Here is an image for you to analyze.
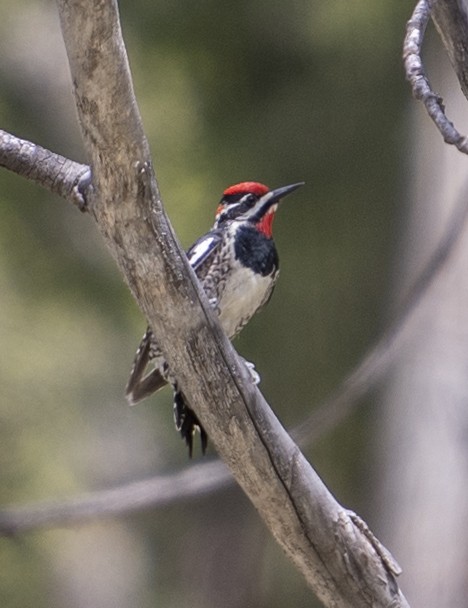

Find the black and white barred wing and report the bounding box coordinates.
[186,229,224,277]
[125,230,224,405]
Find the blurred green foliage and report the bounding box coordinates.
[0,0,411,606]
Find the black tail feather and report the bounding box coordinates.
[173,389,208,457]
[127,329,207,456]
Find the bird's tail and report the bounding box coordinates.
[125,328,168,404]
[173,389,207,457]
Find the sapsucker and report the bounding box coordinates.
[126,181,303,455]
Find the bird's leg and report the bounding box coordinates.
[208,296,221,315]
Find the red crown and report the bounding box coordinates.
[223,182,269,197]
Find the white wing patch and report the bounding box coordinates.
[188,236,215,267]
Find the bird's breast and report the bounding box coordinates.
[217,263,278,338]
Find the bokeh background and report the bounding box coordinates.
[2,1,467,607]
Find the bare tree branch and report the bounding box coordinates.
[1,2,467,601]
[0,1,411,604]
[55,1,408,605]
[0,7,466,576]
[0,461,232,534]
[0,128,90,209]
[403,0,468,153]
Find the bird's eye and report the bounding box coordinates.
[244,193,257,206]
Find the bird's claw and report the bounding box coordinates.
[242,359,261,385]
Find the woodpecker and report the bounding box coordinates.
[126,180,303,456]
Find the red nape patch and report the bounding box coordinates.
[223,181,269,197]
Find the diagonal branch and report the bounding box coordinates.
[0,1,413,604]
[48,0,410,605]
[0,11,466,602]
[1,7,467,575]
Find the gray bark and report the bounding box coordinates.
[430,0,468,99]
[0,128,89,208]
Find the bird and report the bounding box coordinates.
[126,180,303,456]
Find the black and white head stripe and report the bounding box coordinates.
[215,182,304,227]
[215,193,261,226]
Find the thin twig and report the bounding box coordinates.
[403,0,468,153]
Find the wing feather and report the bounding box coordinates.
[187,230,223,274]
[126,230,224,404]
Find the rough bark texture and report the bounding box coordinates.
[0,128,89,208]
[430,0,468,99]
[404,0,468,152]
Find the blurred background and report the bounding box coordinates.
[1,1,468,606]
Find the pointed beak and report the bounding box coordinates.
[266,182,305,205]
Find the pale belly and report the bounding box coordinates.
[217,265,277,338]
